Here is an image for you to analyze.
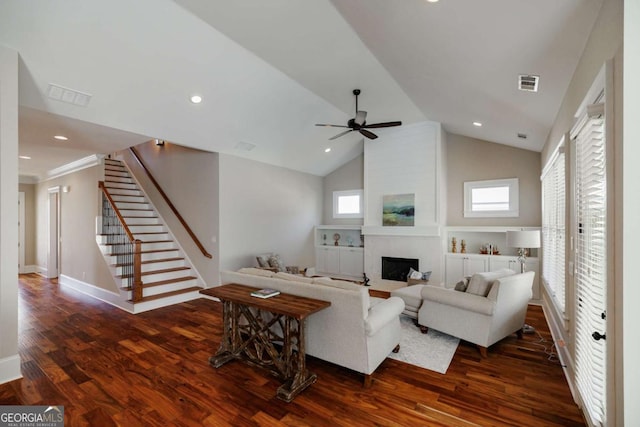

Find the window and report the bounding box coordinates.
[333,189,363,219]
[541,145,566,313]
[463,178,519,218]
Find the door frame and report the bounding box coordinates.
[19,191,25,274]
[47,186,61,278]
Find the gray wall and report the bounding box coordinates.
[19,183,36,266]
[322,154,363,225]
[219,154,323,273]
[121,142,220,287]
[35,166,118,292]
[446,132,541,226]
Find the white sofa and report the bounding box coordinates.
[220,268,405,384]
[418,270,535,356]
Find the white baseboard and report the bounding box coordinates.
[0,354,22,385]
[59,274,134,314]
[541,298,577,402]
[19,265,38,274]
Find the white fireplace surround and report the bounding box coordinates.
[361,121,446,284]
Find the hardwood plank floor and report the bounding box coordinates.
[1,274,585,426]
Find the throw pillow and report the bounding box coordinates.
[454,278,469,292]
[466,269,516,297]
[256,254,271,268]
[408,267,432,281]
[268,254,286,272]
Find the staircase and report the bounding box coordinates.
[96,158,204,313]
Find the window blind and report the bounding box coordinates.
[541,150,566,313]
[574,114,607,427]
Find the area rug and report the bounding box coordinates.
[388,315,459,374]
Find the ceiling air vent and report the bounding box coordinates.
[47,83,92,107]
[517,133,528,139]
[518,75,539,92]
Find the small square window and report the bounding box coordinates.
[333,190,364,219]
[464,178,519,218]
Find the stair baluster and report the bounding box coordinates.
[99,182,143,302]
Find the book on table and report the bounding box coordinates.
[250,288,280,299]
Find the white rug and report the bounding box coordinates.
[388,315,460,374]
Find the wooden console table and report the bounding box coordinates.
[200,284,330,402]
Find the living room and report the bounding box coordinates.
[2,0,640,425]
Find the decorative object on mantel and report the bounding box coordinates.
[360,233,364,247]
[363,272,370,287]
[460,239,466,253]
[323,233,327,245]
[346,236,354,247]
[333,233,341,246]
[382,193,415,226]
[480,244,500,255]
[451,236,457,253]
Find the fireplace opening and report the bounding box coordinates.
[381,257,419,282]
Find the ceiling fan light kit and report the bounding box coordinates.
[315,89,402,141]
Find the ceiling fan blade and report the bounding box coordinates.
[362,121,402,129]
[316,123,350,128]
[329,129,354,140]
[359,129,378,140]
[354,110,367,126]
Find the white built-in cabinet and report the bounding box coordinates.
[314,226,364,279]
[445,227,541,302]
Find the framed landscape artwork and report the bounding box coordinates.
[382,193,415,226]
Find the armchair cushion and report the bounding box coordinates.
[466,269,515,296]
[421,286,495,316]
[365,297,405,336]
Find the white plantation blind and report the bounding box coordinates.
[574,113,607,427]
[541,149,566,312]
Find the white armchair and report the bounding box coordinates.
[417,271,535,356]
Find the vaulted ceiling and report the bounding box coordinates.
[0,0,603,179]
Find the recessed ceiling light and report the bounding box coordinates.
[473,122,482,127]
[54,135,68,141]
[190,95,203,104]
[427,0,439,3]
[324,148,331,153]
[19,155,31,160]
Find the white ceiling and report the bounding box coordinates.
[0,0,603,180]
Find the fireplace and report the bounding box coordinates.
[381,257,419,282]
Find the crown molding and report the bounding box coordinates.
[43,154,106,182]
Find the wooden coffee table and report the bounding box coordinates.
[200,284,330,402]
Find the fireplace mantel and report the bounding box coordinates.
[361,225,441,237]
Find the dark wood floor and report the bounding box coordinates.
[0,274,585,426]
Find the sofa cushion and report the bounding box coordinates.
[274,271,314,284]
[237,267,275,277]
[313,277,362,292]
[466,269,515,297]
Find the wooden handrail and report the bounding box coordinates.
[129,147,213,259]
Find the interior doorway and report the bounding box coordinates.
[47,186,61,278]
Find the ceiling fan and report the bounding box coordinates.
[316,89,402,140]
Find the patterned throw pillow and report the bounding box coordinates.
[268,254,286,272]
[408,267,432,281]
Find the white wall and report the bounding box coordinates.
[623,0,640,424]
[218,154,323,274]
[0,44,21,383]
